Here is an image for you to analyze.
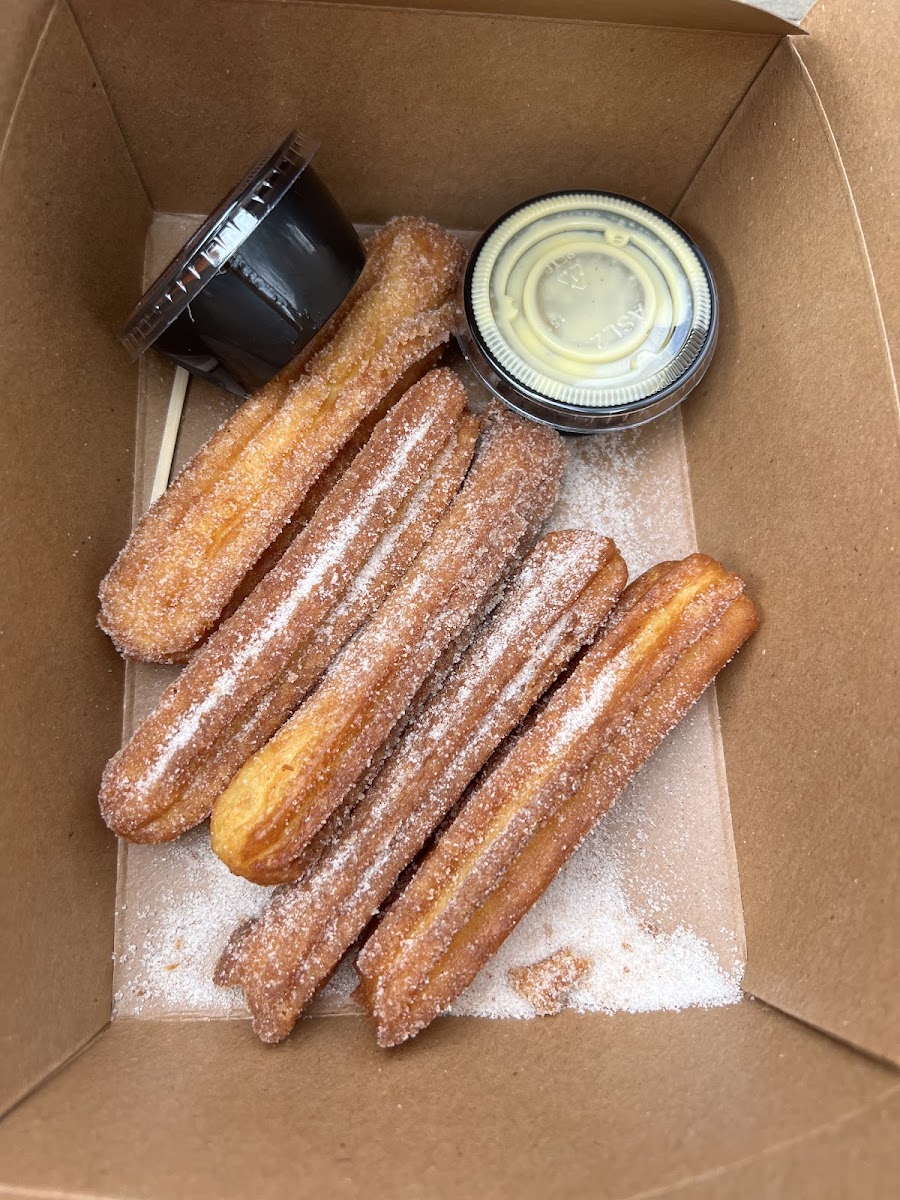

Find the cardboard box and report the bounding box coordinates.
[1,0,897,1195]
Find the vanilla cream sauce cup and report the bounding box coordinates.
[458,191,718,432]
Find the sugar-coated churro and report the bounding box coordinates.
[285,488,562,887]
[209,407,567,885]
[355,556,758,1046]
[219,352,444,626]
[99,218,466,662]
[214,530,626,1040]
[100,369,474,842]
[153,411,481,844]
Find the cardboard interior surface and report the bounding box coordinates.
[0,0,150,1113]
[68,0,779,219]
[799,0,900,367]
[0,0,53,135]
[675,39,900,1065]
[0,1008,895,1200]
[239,0,803,35]
[1,0,897,1193]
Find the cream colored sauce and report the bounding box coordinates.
[469,195,710,409]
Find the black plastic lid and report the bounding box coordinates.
[120,130,319,361]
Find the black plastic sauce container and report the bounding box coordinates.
[120,131,366,396]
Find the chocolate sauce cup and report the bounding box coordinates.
[120,131,366,396]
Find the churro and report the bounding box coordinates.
[214,530,626,1040]
[209,408,567,885]
[155,412,481,843]
[100,369,475,842]
[285,487,564,886]
[355,555,758,1046]
[219,352,444,626]
[99,218,466,662]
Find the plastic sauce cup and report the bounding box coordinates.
[458,191,718,432]
[120,131,365,396]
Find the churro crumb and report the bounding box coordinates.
[508,949,591,1015]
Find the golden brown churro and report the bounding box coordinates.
[209,408,567,885]
[159,415,482,845]
[218,352,444,625]
[99,369,474,842]
[283,484,567,888]
[99,218,466,662]
[355,556,758,1046]
[214,531,627,1041]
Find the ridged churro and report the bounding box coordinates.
[99,218,466,662]
[214,531,627,1041]
[356,555,758,1046]
[285,483,565,887]
[154,412,481,844]
[219,352,443,626]
[100,369,475,842]
[209,408,567,885]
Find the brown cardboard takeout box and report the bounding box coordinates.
[1,0,897,1196]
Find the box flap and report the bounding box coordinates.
[799,0,900,372]
[0,0,150,1113]
[0,1006,894,1198]
[675,41,899,1065]
[0,0,54,137]
[68,0,778,218]
[660,1087,900,1199]
[273,0,803,36]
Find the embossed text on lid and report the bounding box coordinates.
[468,192,714,411]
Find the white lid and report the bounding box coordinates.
[467,193,714,410]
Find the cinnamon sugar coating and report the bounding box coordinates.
[214,530,626,1041]
[356,556,758,1046]
[209,408,567,884]
[99,218,466,662]
[100,369,474,842]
